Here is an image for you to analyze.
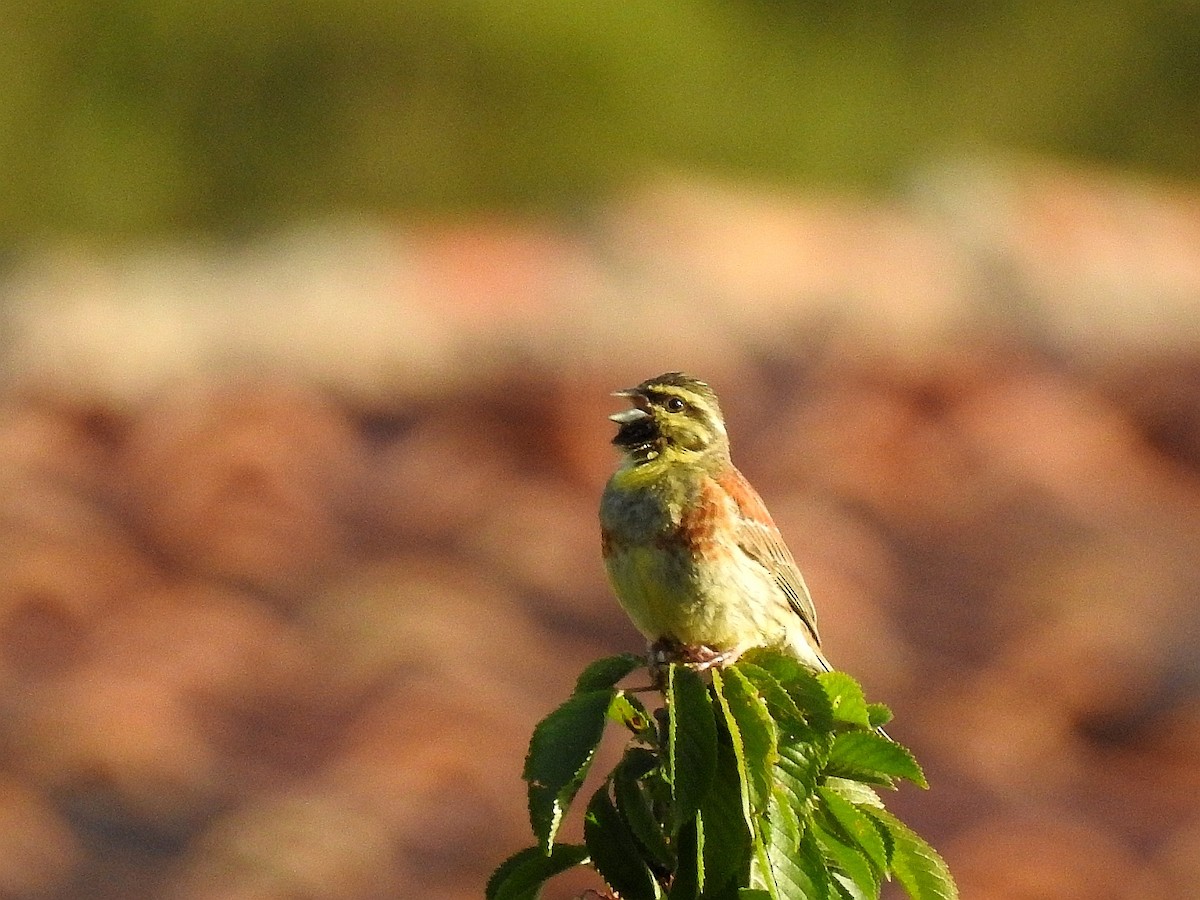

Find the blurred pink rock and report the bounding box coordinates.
[0,165,1194,897]
[120,377,367,602]
[327,676,536,900]
[947,815,1166,900]
[0,494,157,687]
[170,787,400,900]
[0,776,81,898]
[9,670,225,840]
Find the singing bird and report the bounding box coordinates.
[600,372,830,672]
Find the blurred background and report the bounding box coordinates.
[1,2,1199,898]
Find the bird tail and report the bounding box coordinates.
[788,628,832,674]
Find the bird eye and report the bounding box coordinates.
[665,397,686,412]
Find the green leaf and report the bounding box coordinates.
[817,787,889,876]
[669,814,703,900]
[817,672,872,729]
[736,662,817,742]
[827,732,927,789]
[865,814,894,870]
[486,844,590,900]
[584,785,661,900]
[831,873,869,900]
[712,668,778,817]
[870,810,958,900]
[615,756,675,872]
[666,666,718,828]
[774,740,824,820]
[610,690,656,741]
[823,777,884,810]
[620,746,661,781]
[866,703,893,729]
[766,786,802,855]
[714,669,780,900]
[699,738,752,896]
[523,689,614,853]
[507,652,952,900]
[741,651,833,732]
[813,820,879,899]
[763,788,810,899]
[575,653,645,693]
[766,826,832,900]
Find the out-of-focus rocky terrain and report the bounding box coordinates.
[0,157,1198,899]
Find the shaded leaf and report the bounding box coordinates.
[780,826,833,900]
[585,785,661,900]
[817,672,872,729]
[620,746,661,781]
[524,689,614,853]
[669,814,703,900]
[736,662,817,742]
[615,758,675,872]
[741,650,833,732]
[870,810,958,900]
[827,732,927,789]
[486,844,589,900]
[817,786,889,875]
[667,666,718,828]
[699,737,752,896]
[576,653,645,693]
[813,820,878,899]
[713,668,794,900]
[712,668,778,817]
[738,892,773,900]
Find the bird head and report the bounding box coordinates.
[609,372,729,464]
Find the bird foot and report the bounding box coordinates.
[647,639,742,683]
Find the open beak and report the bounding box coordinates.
[609,389,652,425]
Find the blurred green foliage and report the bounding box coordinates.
[1,0,1197,240]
